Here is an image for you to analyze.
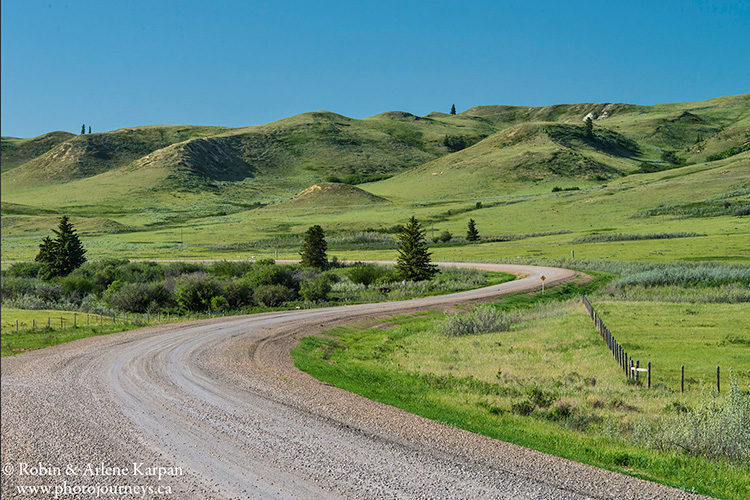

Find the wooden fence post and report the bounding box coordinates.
[629,358,633,380]
[716,366,720,393]
[681,365,684,393]
[647,362,651,389]
[60,316,63,328]
[74,313,76,328]
[16,320,19,333]
[48,317,51,329]
[635,360,640,383]
[33,319,36,331]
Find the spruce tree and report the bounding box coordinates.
[466,218,480,241]
[450,104,456,115]
[300,225,328,270]
[395,217,438,281]
[88,126,91,134]
[36,216,87,279]
[81,124,86,134]
[585,116,593,137]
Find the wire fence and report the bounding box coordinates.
[581,295,722,392]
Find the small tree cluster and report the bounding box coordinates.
[35,216,87,279]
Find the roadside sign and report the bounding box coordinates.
[541,275,546,294]
[540,275,546,281]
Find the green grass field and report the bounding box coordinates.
[292,295,750,499]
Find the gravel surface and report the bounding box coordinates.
[1,263,704,499]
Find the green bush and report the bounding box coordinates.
[440,305,510,336]
[300,276,332,302]
[634,376,749,462]
[105,281,174,313]
[246,264,296,289]
[222,279,255,308]
[254,284,294,307]
[346,264,384,288]
[210,295,230,312]
[207,260,254,278]
[174,274,222,311]
[7,262,41,278]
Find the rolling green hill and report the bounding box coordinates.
[0,131,75,172]
[1,94,747,262]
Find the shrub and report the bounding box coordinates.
[300,276,332,302]
[222,279,255,308]
[174,274,222,311]
[105,281,174,313]
[346,264,384,288]
[207,260,254,278]
[441,305,510,336]
[60,274,95,297]
[254,284,294,307]
[437,230,452,243]
[210,295,230,312]
[35,282,64,304]
[121,261,165,282]
[634,376,749,462]
[246,264,296,289]
[7,262,41,278]
[0,276,37,300]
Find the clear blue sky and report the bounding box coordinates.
[2,0,748,137]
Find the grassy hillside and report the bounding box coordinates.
[0,131,75,172]
[272,182,388,209]
[1,94,747,262]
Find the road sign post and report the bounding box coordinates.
[540,274,546,294]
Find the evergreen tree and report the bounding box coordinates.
[88,126,91,134]
[36,216,87,279]
[450,104,456,115]
[299,225,328,269]
[81,124,86,134]
[584,116,593,137]
[395,217,438,281]
[466,218,480,241]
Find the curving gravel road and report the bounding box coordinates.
[1,263,702,499]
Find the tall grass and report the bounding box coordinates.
[634,376,750,463]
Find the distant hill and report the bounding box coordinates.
[1,94,747,211]
[272,182,388,209]
[1,131,75,172]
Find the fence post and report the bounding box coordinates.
[60,316,63,329]
[716,366,720,393]
[16,320,19,333]
[100,313,103,326]
[87,314,90,327]
[629,358,633,380]
[635,360,640,383]
[33,319,36,331]
[48,317,51,329]
[647,362,651,389]
[681,365,684,393]
[74,313,76,328]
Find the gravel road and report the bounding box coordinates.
[1,263,703,499]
